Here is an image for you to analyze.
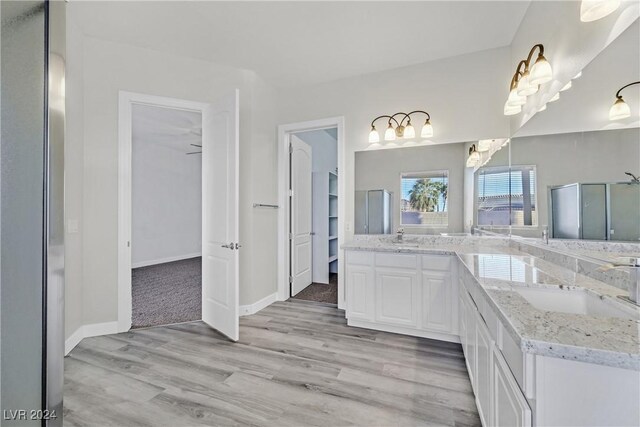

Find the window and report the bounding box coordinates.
[476,165,537,227]
[400,170,448,226]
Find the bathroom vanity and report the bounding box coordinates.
[343,236,640,427]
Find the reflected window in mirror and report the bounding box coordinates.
[476,166,537,227]
[400,171,448,227]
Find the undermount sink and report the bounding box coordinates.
[391,241,419,248]
[513,287,639,320]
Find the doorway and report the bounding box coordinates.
[289,129,339,304]
[130,103,203,328]
[118,91,240,341]
[277,117,346,309]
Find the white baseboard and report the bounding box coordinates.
[65,321,120,356]
[132,252,202,268]
[347,319,461,344]
[239,292,278,316]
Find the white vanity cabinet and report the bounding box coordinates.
[345,250,459,342]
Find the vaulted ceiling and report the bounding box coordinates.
[71,1,531,88]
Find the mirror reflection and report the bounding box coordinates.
[507,19,640,242]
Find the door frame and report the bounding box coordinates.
[117,91,210,332]
[277,117,346,308]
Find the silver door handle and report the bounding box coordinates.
[235,243,242,250]
[221,243,234,249]
[310,232,315,235]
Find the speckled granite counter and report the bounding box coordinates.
[342,235,640,371]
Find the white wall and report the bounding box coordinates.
[66,13,279,328]
[355,143,467,233]
[131,106,202,267]
[64,16,84,340]
[278,46,512,250]
[295,129,337,175]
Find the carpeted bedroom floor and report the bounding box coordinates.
[131,257,201,328]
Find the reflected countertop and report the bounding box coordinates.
[342,235,640,371]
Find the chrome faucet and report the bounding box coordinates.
[396,228,404,242]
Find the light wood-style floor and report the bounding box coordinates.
[64,300,480,426]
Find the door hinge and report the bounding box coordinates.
[289,276,293,283]
[127,241,130,248]
[289,143,293,154]
[289,233,293,240]
[289,189,293,197]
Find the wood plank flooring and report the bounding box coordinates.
[64,300,480,426]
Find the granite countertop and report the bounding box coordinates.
[342,236,640,371]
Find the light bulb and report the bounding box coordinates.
[507,88,526,107]
[548,92,560,103]
[368,126,380,143]
[530,55,553,86]
[403,121,415,139]
[580,0,621,22]
[609,97,631,120]
[560,81,572,92]
[538,104,547,112]
[504,100,522,116]
[516,73,538,97]
[384,124,396,141]
[420,119,433,138]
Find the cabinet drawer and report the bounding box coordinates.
[347,250,374,266]
[375,253,418,269]
[421,255,452,271]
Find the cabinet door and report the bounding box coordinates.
[422,271,452,333]
[375,268,419,327]
[463,291,477,387]
[493,347,532,427]
[346,265,374,321]
[476,314,494,427]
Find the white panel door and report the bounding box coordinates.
[201,90,239,341]
[290,136,313,296]
[422,271,452,333]
[375,268,419,327]
[493,347,532,427]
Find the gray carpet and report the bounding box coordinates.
[131,257,201,328]
[291,273,338,305]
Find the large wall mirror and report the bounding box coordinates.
[473,20,639,244]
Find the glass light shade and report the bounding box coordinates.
[466,150,480,168]
[548,92,560,103]
[466,156,478,168]
[530,55,553,86]
[478,139,492,152]
[574,71,583,79]
[560,81,572,92]
[609,97,631,120]
[368,127,380,143]
[504,101,522,116]
[580,0,621,22]
[538,104,547,112]
[403,122,416,139]
[420,120,433,138]
[384,124,396,141]
[507,88,527,107]
[516,74,538,97]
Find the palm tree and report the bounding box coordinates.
[408,178,448,212]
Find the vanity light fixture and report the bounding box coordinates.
[548,92,560,103]
[368,110,433,142]
[580,0,620,22]
[538,104,547,112]
[504,44,553,116]
[466,144,480,168]
[609,81,639,120]
[560,80,572,92]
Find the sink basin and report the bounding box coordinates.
[391,242,419,248]
[513,287,639,320]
